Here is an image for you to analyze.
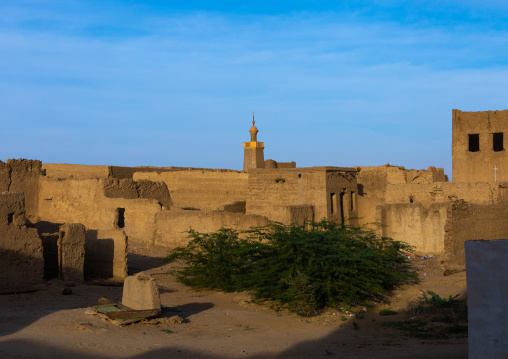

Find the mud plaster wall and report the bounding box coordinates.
[453,109,508,183]
[444,200,508,265]
[286,204,314,226]
[246,168,357,224]
[379,202,448,253]
[43,163,110,179]
[59,223,85,283]
[103,178,172,208]
[465,239,508,359]
[0,193,44,294]
[85,229,128,279]
[153,210,270,248]
[38,178,161,245]
[133,170,248,211]
[356,166,448,227]
[0,159,43,221]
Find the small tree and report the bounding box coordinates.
[165,220,417,315]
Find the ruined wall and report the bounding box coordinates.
[134,170,248,211]
[444,200,508,265]
[286,204,314,226]
[356,165,448,226]
[85,229,128,279]
[453,109,508,183]
[153,210,270,248]
[0,193,44,294]
[59,223,85,283]
[246,167,357,224]
[384,182,508,206]
[264,159,297,169]
[103,178,172,208]
[0,159,44,221]
[43,163,110,179]
[38,178,161,245]
[379,202,448,253]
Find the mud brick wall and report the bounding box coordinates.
[42,163,110,179]
[453,109,508,183]
[39,178,161,245]
[247,167,357,225]
[59,223,85,283]
[378,202,448,253]
[444,200,508,265]
[134,170,248,211]
[85,229,128,280]
[0,193,44,294]
[153,210,269,248]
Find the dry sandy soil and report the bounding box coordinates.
[0,245,468,359]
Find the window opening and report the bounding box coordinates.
[350,191,355,211]
[116,208,125,228]
[493,132,504,152]
[468,134,480,152]
[409,196,414,204]
[7,213,13,224]
[330,193,336,214]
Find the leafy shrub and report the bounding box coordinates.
[418,290,460,307]
[165,220,418,315]
[379,309,398,316]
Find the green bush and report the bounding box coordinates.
[165,220,418,315]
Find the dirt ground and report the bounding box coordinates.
[0,245,468,359]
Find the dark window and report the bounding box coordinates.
[493,132,504,152]
[330,193,336,214]
[409,196,414,204]
[116,208,125,228]
[468,134,480,152]
[7,213,13,224]
[350,191,355,211]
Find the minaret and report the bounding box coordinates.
[243,113,265,171]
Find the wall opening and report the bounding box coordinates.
[468,134,480,152]
[330,193,336,214]
[409,195,414,203]
[350,191,355,211]
[116,208,125,228]
[339,191,345,224]
[7,213,13,225]
[493,132,504,152]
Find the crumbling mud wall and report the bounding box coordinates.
[38,178,161,245]
[43,163,110,179]
[0,193,44,294]
[286,204,314,226]
[356,165,448,226]
[247,167,358,225]
[59,223,86,283]
[444,200,508,265]
[153,210,269,248]
[103,178,172,208]
[85,229,128,279]
[134,170,248,211]
[453,109,508,183]
[0,159,44,221]
[378,202,448,253]
[264,159,297,169]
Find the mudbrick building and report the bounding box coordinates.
[2,109,508,293]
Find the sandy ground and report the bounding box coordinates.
[0,246,468,359]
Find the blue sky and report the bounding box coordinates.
[1,1,508,176]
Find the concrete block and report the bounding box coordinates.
[122,273,161,310]
[465,239,508,359]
